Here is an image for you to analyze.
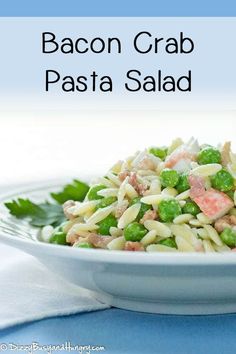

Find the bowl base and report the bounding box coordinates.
[93,292,236,315]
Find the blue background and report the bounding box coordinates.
[2,309,236,354]
[0,0,236,16]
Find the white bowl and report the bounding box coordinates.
[1,180,236,315]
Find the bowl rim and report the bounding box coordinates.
[1,179,236,266]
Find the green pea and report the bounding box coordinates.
[74,242,94,248]
[197,147,221,165]
[96,196,117,210]
[160,168,179,188]
[175,173,190,193]
[149,147,167,160]
[87,184,107,200]
[124,222,148,242]
[158,199,182,222]
[98,214,117,235]
[49,232,68,245]
[158,238,177,249]
[130,197,152,220]
[211,169,234,192]
[182,201,200,216]
[220,228,236,247]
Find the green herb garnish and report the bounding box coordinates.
[51,179,89,204]
[5,179,89,227]
[5,199,65,227]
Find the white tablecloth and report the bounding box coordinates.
[0,181,109,330]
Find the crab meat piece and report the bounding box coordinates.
[165,138,199,173]
[189,175,206,199]
[194,188,234,220]
[188,175,234,220]
[135,155,158,171]
[165,151,193,172]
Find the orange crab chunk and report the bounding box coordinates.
[194,188,234,220]
[165,151,192,169]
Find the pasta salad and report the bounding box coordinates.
[41,138,236,253]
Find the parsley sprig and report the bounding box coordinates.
[4,179,89,227]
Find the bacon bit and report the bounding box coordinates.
[73,236,90,246]
[63,200,76,220]
[129,172,148,196]
[189,175,205,199]
[115,200,129,218]
[137,184,148,196]
[124,241,144,252]
[214,217,231,233]
[231,248,236,252]
[66,229,80,244]
[128,171,137,185]
[194,241,204,253]
[221,142,231,167]
[140,210,157,224]
[119,171,148,196]
[118,171,130,182]
[215,215,236,233]
[87,233,115,249]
